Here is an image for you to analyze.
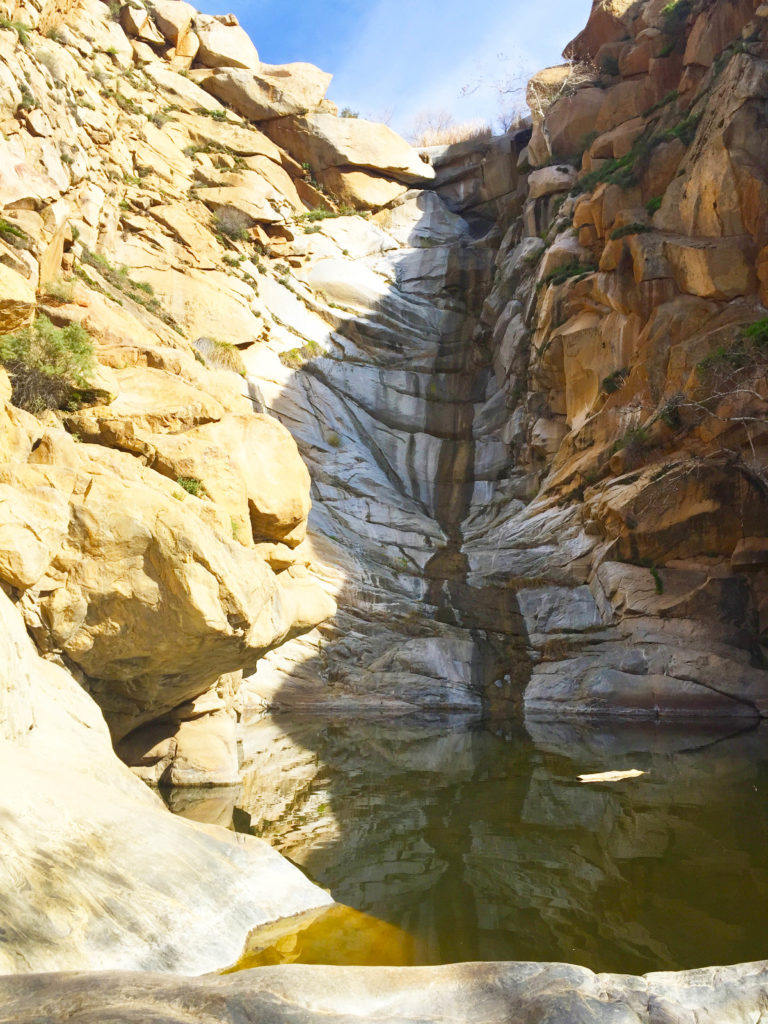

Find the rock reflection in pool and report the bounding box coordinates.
[164,714,768,975]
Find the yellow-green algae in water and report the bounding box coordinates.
[226,904,414,971]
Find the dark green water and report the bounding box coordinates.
[166,715,768,976]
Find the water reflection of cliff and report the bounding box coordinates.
[168,715,768,975]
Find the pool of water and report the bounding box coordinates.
[165,714,768,976]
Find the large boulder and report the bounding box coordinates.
[0,585,332,975]
[149,413,313,547]
[584,461,768,565]
[316,166,408,209]
[200,63,332,122]
[194,14,259,69]
[149,0,195,46]
[564,0,637,60]
[265,112,436,185]
[2,433,328,739]
[545,87,605,160]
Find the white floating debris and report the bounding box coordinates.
[578,769,646,784]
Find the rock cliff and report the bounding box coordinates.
[1,0,768,1005]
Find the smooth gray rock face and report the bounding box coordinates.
[2,960,767,1023]
[244,165,768,722]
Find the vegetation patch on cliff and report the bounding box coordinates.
[0,316,95,413]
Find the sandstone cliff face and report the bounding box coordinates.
[1,0,768,981]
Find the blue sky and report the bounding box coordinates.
[196,0,591,135]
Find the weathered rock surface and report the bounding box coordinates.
[201,63,332,122]
[3,960,768,1023]
[2,433,329,741]
[194,14,260,69]
[265,111,436,184]
[0,584,332,975]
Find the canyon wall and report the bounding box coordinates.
[0,0,767,981]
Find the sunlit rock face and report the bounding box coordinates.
[3,950,768,1023]
[0,586,332,976]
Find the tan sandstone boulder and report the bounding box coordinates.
[0,442,324,739]
[146,412,312,547]
[201,63,332,122]
[565,0,637,60]
[149,0,195,46]
[194,14,259,70]
[191,413,313,547]
[315,166,408,209]
[0,585,332,975]
[265,112,436,185]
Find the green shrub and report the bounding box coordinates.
[177,477,203,496]
[0,315,94,412]
[302,204,357,222]
[661,0,692,34]
[340,107,359,118]
[0,218,29,248]
[601,369,628,394]
[642,89,678,118]
[610,425,652,455]
[538,259,598,289]
[43,276,76,303]
[196,106,226,121]
[610,222,652,241]
[665,111,701,146]
[213,211,249,241]
[742,319,768,348]
[646,195,663,215]
[697,319,768,377]
[0,19,31,46]
[572,149,639,195]
[80,248,179,329]
[279,339,323,369]
[712,40,747,79]
[18,84,36,110]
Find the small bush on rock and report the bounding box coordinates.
[610,223,652,241]
[0,18,31,46]
[177,477,203,497]
[0,315,95,413]
[279,340,323,369]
